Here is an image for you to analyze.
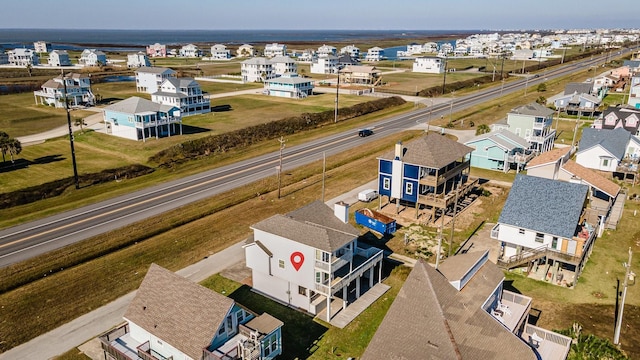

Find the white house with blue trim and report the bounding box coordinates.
[263,74,313,99]
[151,77,210,116]
[135,66,177,94]
[103,97,182,142]
[79,49,107,67]
[364,47,385,62]
[377,133,476,219]
[464,129,532,172]
[576,127,640,172]
[99,264,283,360]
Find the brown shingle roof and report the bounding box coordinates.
[379,133,473,169]
[562,160,621,198]
[124,264,234,360]
[438,250,487,285]
[251,201,358,252]
[526,147,570,168]
[244,313,283,335]
[362,258,537,360]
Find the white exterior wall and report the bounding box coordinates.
[127,320,193,360]
[575,146,618,171]
[526,162,560,180]
[246,229,318,312]
[498,224,561,258]
[136,72,165,94]
[310,57,337,74]
[412,57,444,73]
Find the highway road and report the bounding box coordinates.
[0,48,634,268]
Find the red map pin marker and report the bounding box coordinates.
[290,252,304,271]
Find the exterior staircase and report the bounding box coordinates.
[496,245,549,269]
[606,191,626,230]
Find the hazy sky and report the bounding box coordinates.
[1,0,636,30]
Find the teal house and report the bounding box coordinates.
[103,97,182,142]
[464,130,533,172]
[492,102,556,153]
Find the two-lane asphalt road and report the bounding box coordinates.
[0,48,635,267]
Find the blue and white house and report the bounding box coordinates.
[103,97,182,142]
[79,49,107,67]
[263,74,313,99]
[464,129,532,172]
[340,45,360,59]
[135,66,177,94]
[48,50,71,66]
[377,133,476,219]
[364,47,385,62]
[127,52,151,68]
[99,264,283,360]
[491,175,597,285]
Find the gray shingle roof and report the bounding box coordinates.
[379,133,473,169]
[578,127,630,160]
[135,66,176,75]
[564,82,592,95]
[124,264,234,360]
[105,96,175,114]
[362,258,536,360]
[498,174,588,239]
[242,57,272,65]
[509,102,555,117]
[251,201,358,252]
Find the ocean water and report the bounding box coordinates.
[0,28,481,52]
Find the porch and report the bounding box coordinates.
[489,290,532,334]
[522,324,572,360]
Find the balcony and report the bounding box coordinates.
[494,290,532,333]
[418,177,478,209]
[135,117,180,129]
[490,224,500,239]
[418,160,470,187]
[521,324,571,360]
[315,247,383,295]
[529,130,556,144]
[315,250,353,273]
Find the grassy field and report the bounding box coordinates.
[381,71,485,92]
[0,92,94,137]
[0,92,375,192]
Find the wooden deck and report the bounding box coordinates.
[317,283,390,329]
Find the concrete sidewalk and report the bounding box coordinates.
[17,109,105,146]
[0,241,246,360]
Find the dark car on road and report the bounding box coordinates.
[358,129,374,137]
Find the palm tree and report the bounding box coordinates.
[0,132,22,164]
[475,124,491,135]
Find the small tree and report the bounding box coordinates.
[0,132,22,164]
[75,117,88,132]
[536,96,547,105]
[537,82,547,92]
[475,124,491,135]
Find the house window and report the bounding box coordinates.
[298,286,307,296]
[602,159,609,167]
[405,182,414,195]
[278,259,285,269]
[535,233,544,243]
[315,250,330,263]
[218,326,225,335]
[237,310,244,323]
[552,237,558,249]
[316,271,321,283]
[518,228,525,235]
[226,315,233,332]
[383,177,391,190]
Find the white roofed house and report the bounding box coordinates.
[135,66,177,94]
[339,45,360,59]
[47,50,71,67]
[8,48,39,66]
[264,43,286,58]
[146,43,167,58]
[364,47,385,62]
[236,44,255,58]
[33,73,95,108]
[79,49,107,67]
[241,57,275,83]
[245,201,385,323]
[127,52,151,68]
[310,55,338,74]
[412,56,445,74]
[103,97,182,142]
[264,74,314,99]
[152,77,210,116]
[491,174,598,286]
[210,44,231,60]
[179,43,202,58]
[98,264,283,360]
[270,55,297,76]
[317,44,337,58]
[33,41,50,53]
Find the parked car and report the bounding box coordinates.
[358,189,378,202]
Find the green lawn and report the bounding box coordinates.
[0,92,94,137]
[201,266,410,360]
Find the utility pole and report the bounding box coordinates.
[614,247,633,345]
[499,52,505,81]
[524,72,530,96]
[561,47,567,64]
[61,69,80,189]
[449,178,462,257]
[441,55,448,95]
[277,137,285,199]
[334,67,340,123]
[321,151,326,202]
[449,91,455,124]
[427,98,433,133]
